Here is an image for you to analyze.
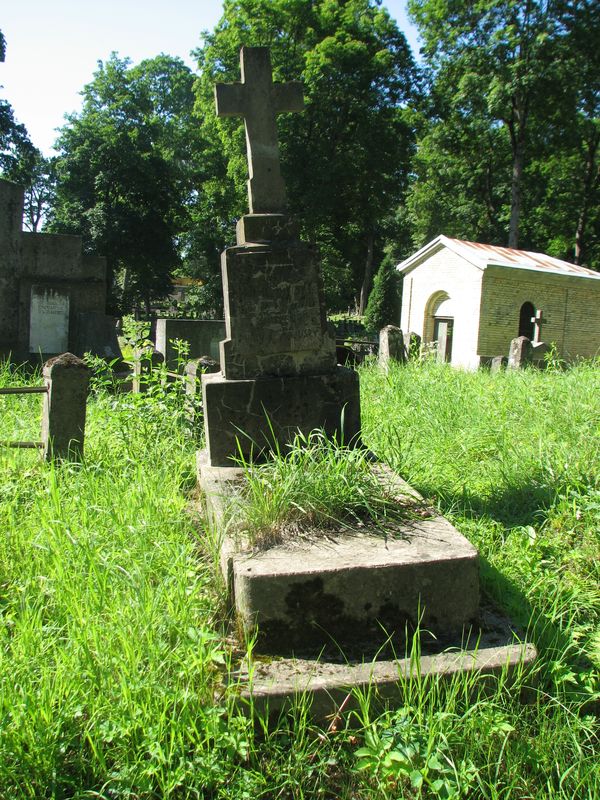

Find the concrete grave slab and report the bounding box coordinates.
[202,367,361,466]
[231,517,479,653]
[232,613,537,723]
[199,460,479,654]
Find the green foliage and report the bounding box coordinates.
[355,707,477,797]
[233,428,417,548]
[363,257,399,333]
[406,0,600,264]
[49,54,202,314]
[1,359,600,796]
[362,359,600,675]
[193,0,417,310]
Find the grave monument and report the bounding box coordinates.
[199,47,360,467]
[199,48,535,719]
[0,179,121,362]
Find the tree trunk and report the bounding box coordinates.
[358,232,375,316]
[507,90,529,249]
[574,131,599,265]
[508,131,525,249]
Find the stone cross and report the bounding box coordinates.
[530,308,546,343]
[214,47,304,215]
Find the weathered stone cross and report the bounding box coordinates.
[530,308,546,343]
[214,47,304,215]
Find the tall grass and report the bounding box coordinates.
[0,358,598,798]
[232,429,418,548]
[361,360,600,671]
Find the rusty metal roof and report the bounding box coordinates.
[398,235,600,279]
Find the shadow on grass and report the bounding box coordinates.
[416,473,558,528]
[478,555,598,709]
[407,474,598,708]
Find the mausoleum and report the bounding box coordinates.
[398,235,600,368]
[0,178,117,361]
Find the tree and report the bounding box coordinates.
[406,95,511,248]
[1,30,53,230]
[193,0,417,312]
[49,54,202,313]
[408,0,569,249]
[363,255,399,333]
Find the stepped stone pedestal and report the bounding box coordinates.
[201,212,361,466]
[197,46,535,719]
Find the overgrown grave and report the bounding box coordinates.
[197,47,536,721]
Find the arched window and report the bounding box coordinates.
[518,302,535,339]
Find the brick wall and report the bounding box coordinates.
[478,266,600,359]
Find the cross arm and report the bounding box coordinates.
[214,82,246,117]
[272,82,304,113]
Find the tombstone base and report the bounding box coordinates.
[233,615,537,724]
[202,367,361,467]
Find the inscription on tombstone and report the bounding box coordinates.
[29,286,70,354]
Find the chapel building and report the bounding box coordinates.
[397,235,600,368]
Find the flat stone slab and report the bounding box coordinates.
[199,457,479,653]
[232,515,479,652]
[232,612,537,723]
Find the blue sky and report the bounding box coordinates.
[1,0,420,156]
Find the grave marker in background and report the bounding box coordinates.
[29,287,70,354]
[0,178,120,362]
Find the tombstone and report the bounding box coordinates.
[155,318,225,370]
[530,308,546,344]
[379,325,405,370]
[531,341,550,363]
[508,335,533,368]
[490,355,507,373]
[403,331,421,360]
[200,47,360,468]
[41,353,90,461]
[74,312,123,361]
[0,179,115,362]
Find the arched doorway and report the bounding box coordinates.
[424,292,454,363]
[518,301,535,339]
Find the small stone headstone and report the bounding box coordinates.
[41,352,90,461]
[155,318,225,369]
[508,335,533,369]
[403,331,421,360]
[531,341,550,363]
[379,325,405,370]
[490,355,507,373]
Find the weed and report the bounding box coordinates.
[232,428,422,548]
[0,358,599,797]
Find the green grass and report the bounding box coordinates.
[231,429,421,548]
[0,358,598,798]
